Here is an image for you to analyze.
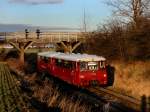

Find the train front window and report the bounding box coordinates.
[80,62,98,71]
[80,62,87,71]
[88,62,98,70]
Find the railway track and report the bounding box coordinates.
[35,71,142,112]
[88,86,142,112]
[5,60,148,112]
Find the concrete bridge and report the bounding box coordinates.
[3,31,87,66]
[5,32,85,43]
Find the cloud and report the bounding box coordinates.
[9,0,63,5]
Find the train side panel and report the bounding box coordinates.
[37,52,114,87]
[37,56,49,73]
[47,58,76,84]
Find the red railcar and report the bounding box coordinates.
[37,52,114,86]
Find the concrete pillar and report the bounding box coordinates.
[9,41,34,67]
[56,41,82,53]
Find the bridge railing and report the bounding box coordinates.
[5,32,85,43]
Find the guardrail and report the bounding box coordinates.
[3,32,85,43]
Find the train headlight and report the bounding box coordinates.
[104,74,106,77]
[80,75,85,79]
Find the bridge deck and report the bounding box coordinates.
[5,32,86,43]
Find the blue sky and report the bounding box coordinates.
[0,0,112,31]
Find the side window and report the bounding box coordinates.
[64,61,73,69]
[44,57,49,63]
[40,56,49,63]
[40,56,44,60]
[72,62,76,69]
[40,56,44,61]
[38,56,40,60]
[80,62,87,71]
[56,59,62,67]
[56,59,73,69]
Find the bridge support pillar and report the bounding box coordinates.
[56,41,82,53]
[9,41,34,67]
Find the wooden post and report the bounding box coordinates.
[148,96,150,112]
[141,95,147,112]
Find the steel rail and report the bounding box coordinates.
[88,87,141,111]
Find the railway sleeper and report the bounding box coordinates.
[89,80,99,86]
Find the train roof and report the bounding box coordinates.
[38,52,106,62]
[38,51,59,57]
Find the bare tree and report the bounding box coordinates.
[106,0,150,29]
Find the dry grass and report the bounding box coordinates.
[32,80,92,112]
[6,58,94,112]
[111,61,150,99]
[7,58,20,69]
[58,97,91,112]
